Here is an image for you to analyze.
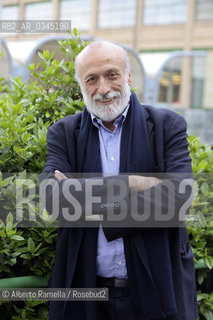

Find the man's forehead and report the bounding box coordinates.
[82,55,124,70]
[78,42,125,71]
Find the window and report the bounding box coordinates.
[158,57,182,106]
[1,5,19,36]
[98,0,136,29]
[143,0,187,25]
[195,0,213,21]
[1,5,19,20]
[25,1,52,20]
[60,0,91,30]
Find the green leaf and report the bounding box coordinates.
[0,230,6,238]
[198,271,205,285]
[204,256,213,269]
[10,235,25,241]
[6,212,13,226]
[0,178,11,187]
[203,310,213,320]
[14,146,23,154]
[6,221,13,233]
[28,237,35,253]
[73,28,78,36]
[20,253,31,260]
[10,78,21,87]
[200,182,209,195]
[43,50,49,59]
[30,63,35,71]
[22,133,31,142]
[22,309,26,319]
[47,67,53,75]
[38,51,44,60]
[49,51,55,60]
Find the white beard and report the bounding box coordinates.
[81,82,131,122]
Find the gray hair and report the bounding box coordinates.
[74,40,130,88]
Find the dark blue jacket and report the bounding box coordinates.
[43,96,197,320]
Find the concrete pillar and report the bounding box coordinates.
[19,0,25,20]
[180,56,191,108]
[180,0,195,108]
[90,0,98,36]
[52,0,59,20]
[133,0,143,51]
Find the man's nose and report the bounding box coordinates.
[97,78,110,96]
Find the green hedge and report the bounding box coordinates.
[0,30,86,320]
[0,31,212,319]
[187,136,213,320]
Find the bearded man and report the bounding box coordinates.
[42,40,197,320]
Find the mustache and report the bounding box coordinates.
[93,91,121,101]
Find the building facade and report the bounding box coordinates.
[1,0,213,110]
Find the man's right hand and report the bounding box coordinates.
[128,175,161,192]
[54,170,68,181]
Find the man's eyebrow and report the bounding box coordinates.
[84,68,121,81]
[105,68,120,74]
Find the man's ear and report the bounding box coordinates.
[128,72,132,86]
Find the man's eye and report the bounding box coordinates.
[87,77,95,83]
[109,73,117,77]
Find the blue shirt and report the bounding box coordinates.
[91,106,129,278]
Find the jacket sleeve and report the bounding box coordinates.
[40,120,130,227]
[42,120,73,174]
[102,112,194,241]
